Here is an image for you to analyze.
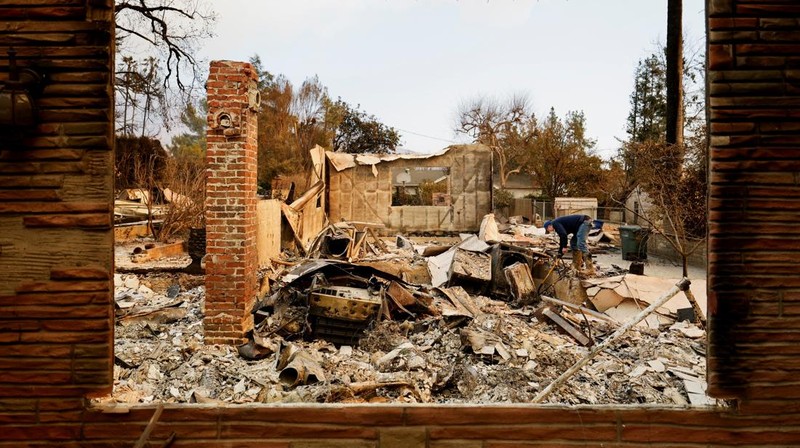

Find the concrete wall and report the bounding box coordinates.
[4,1,800,446]
[647,233,708,268]
[328,144,492,233]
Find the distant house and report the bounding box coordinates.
[393,166,450,198]
[554,197,598,219]
[500,173,542,198]
[625,185,654,225]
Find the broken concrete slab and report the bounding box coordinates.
[670,321,706,338]
[604,299,663,330]
[554,277,589,306]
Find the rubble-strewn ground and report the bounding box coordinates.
[99,234,717,406]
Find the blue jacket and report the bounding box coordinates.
[551,214,589,251]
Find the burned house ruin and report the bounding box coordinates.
[1,1,800,446]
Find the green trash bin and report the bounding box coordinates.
[619,225,648,261]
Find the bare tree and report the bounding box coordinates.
[456,94,533,188]
[156,155,206,242]
[613,141,706,327]
[115,0,215,90]
[115,56,166,137]
[115,0,216,134]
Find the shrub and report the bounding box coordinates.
[493,188,514,210]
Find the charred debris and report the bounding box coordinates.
[106,215,713,406]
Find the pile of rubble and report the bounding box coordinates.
[99,216,714,406]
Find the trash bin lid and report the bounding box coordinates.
[619,225,642,231]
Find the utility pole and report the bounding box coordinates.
[666,0,684,147]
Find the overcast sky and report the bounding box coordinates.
[199,0,706,159]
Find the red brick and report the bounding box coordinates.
[0,425,81,441]
[0,320,40,332]
[0,358,72,370]
[205,62,259,345]
[0,305,109,319]
[38,398,86,412]
[0,371,73,384]
[41,319,110,332]
[0,190,60,201]
[430,425,617,442]
[168,442,288,448]
[38,410,84,423]
[0,412,37,424]
[623,425,800,444]
[0,201,107,214]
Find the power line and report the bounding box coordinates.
[396,127,459,144]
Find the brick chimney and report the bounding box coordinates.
[204,60,260,345]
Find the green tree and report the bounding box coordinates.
[256,71,300,187]
[331,100,400,154]
[248,55,399,187]
[168,100,207,160]
[620,52,666,194]
[522,108,602,200]
[615,41,708,286]
[626,53,667,144]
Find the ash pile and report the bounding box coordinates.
[102,216,714,407]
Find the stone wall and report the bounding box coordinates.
[204,60,260,345]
